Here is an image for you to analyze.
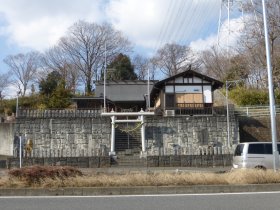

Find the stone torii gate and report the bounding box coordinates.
[101,109,154,157]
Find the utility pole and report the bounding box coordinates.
[147,68,150,110]
[262,0,279,171]
[226,79,244,147]
[103,41,107,112]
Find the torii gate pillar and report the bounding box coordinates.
[101,109,154,157]
[109,114,116,156]
[140,111,146,157]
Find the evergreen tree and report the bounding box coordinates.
[39,71,72,108]
[47,80,72,108]
[107,53,137,80]
[39,71,62,97]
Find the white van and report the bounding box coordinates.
[232,142,280,170]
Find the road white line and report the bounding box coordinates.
[1,191,280,199]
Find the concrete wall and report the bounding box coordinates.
[0,123,14,156]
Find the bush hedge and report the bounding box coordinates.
[229,87,280,106]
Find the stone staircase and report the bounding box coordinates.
[112,125,145,167]
[115,126,141,152]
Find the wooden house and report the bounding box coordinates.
[150,68,224,116]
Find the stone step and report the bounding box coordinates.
[115,128,141,152]
[111,155,147,167]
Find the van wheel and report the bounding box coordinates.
[255,166,266,170]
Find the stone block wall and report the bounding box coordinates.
[12,111,239,157]
[0,123,14,156]
[145,115,238,155]
[14,117,111,157]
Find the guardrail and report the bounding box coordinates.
[234,105,280,117]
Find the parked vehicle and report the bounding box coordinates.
[232,142,280,170]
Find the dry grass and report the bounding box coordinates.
[1,167,280,188]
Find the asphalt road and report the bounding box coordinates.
[1,192,280,210]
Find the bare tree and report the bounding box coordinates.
[152,43,199,77]
[0,72,11,100]
[58,20,131,95]
[240,0,280,86]
[42,46,81,93]
[199,46,231,81]
[133,55,149,80]
[196,0,280,88]
[4,51,41,96]
[199,45,252,85]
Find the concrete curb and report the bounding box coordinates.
[1,184,280,196]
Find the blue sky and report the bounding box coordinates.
[0,0,243,95]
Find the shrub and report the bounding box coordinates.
[8,165,83,185]
[229,87,269,106]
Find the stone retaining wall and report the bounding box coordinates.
[145,116,238,155]
[5,154,232,169]
[11,111,239,157]
[0,123,14,156]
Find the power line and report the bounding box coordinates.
[154,0,175,53]
[152,0,244,56]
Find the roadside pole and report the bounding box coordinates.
[262,0,279,171]
[19,136,22,168]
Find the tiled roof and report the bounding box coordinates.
[95,80,158,102]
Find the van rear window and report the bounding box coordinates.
[234,144,244,156]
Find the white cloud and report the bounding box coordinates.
[106,0,166,49]
[106,0,221,52]
[189,35,217,52]
[0,0,241,56]
[190,16,245,53]
[0,0,105,51]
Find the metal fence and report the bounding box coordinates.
[16,105,280,118]
[17,109,102,118]
[6,156,111,169]
[234,105,280,117]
